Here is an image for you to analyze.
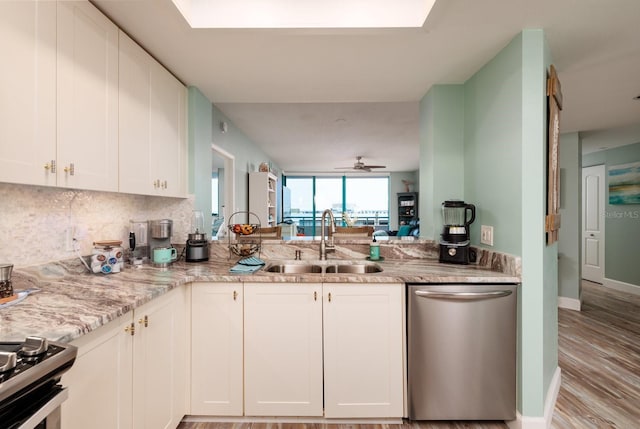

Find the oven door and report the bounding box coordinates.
[18,387,67,429]
[0,383,68,429]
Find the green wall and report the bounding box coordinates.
[212,105,281,216]
[188,86,213,231]
[420,30,558,420]
[418,85,464,239]
[584,142,640,286]
[558,132,582,300]
[463,38,523,255]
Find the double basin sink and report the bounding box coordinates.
[265,261,383,274]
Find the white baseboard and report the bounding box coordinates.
[603,278,640,296]
[557,296,581,311]
[182,416,403,424]
[506,366,562,429]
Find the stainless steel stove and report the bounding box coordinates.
[0,337,77,429]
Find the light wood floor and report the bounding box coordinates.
[179,281,640,429]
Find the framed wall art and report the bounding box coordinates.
[609,162,640,205]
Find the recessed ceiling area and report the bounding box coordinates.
[171,0,436,29]
[92,0,640,172]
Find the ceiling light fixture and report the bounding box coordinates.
[171,0,436,29]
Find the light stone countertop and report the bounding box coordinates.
[0,246,520,343]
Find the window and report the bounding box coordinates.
[284,175,389,235]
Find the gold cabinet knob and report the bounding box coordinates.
[124,323,135,336]
[63,163,75,176]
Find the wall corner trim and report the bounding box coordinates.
[507,366,561,429]
[557,296,581,311]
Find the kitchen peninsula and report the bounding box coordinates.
[1,239,519,428]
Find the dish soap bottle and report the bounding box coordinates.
[369,236,380,261]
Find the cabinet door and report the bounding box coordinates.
[57,1,118,192]
[191,283,243,415]
[133,287,188,429]
[150,63,187,197]
[62,315,134,429]
[323,283,404,418]
[244,283,323,416]
[0,1,56,186]
[118,31,153,195]
[119,30,186,197]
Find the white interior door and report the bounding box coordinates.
[582,164,605,283]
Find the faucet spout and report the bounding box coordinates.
[319,209,336,260]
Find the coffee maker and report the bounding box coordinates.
[186,210,209,262]
[129,220,149,264]
[439,200,476,264]
[149,219,176,267]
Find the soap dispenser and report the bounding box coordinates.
[369,236,380,261]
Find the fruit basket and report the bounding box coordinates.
[227,211,262,259]
[228,223,260,236]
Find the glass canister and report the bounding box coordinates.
[0,263,14,298]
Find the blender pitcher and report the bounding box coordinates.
[441,200,476,242]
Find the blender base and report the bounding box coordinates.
[439,243,476,264]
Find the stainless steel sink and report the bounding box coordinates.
[324,264,383,274]
[265,264,323,274]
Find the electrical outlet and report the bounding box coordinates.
[480,225,494,246]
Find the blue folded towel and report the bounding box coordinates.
[237,257,266,266]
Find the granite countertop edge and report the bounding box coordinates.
[0,258,520,343]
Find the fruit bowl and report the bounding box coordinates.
[230,243,260,257]
[229,224,259,235]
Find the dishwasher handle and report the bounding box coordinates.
[414,289,512,300]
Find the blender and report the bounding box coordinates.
[439,200,476,264]
[186,210,209,262]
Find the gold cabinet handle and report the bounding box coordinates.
[314,291,317,301]
[233,290,238,301]
[63,163,75,176]
[124,323,135,336]
[138,315,148,327]
[162,180,168,189]
[44,160,56,173]
[153,179,159,188]
[328,292,332,302]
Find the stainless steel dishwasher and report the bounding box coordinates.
[407,284,517,420]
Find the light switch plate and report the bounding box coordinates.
[480,225,494,246]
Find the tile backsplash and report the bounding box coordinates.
[0,183,194,268]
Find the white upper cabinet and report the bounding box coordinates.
[0,1,56,186]
[119,31,187,197]
[57,1,119,191]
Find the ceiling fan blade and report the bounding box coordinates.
[363,165,386,169]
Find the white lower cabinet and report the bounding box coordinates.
[61,315,133,429]
[133,287,189,429]
[190,283,244,416]
[238,282,403,418]
[243,283,324,416]
[323,283,405,418]
[62,287,189,429]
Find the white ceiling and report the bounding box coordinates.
[92,0,640,172]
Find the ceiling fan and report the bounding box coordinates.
[335,156,386,172]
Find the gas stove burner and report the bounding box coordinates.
[0,336,77,426]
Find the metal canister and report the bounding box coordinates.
[0,263,14,298]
